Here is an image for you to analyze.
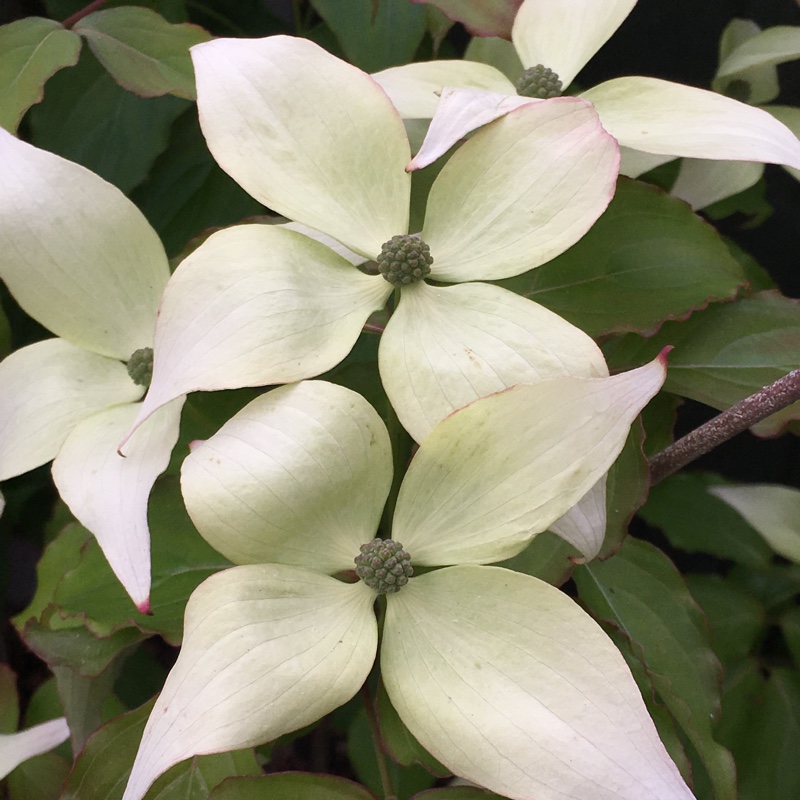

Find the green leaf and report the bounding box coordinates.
[686,574,766,664]
[496,178,745,338]
[0,294,11,358]
[13,479,230,675]
[75,7,211,100]
[347,708,436,799]
[727,562,800,611]
[602,628,693,786]
[51,662,124,753]
[726,668,800,800]
[576,537,736,800]
[309,0,427,72]
[28,48,188,193]
[52,478,231,644]
[494,531,579,587]
[0,17,81,133]
[209,774,377,800]
[0,664,19,732]
[60,700,261,800]
[13,523,144,675]
[781,606,800,668]
[377,684,449,776]
[606,290,800,436]
[131,111,266,258]
[638,472,773,567]
[415,0,522,37]
[713,660,766,794]
[602,420,649,558]
[7,751,71,800]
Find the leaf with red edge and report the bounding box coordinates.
[75,7,211,100]
[0,17,81,133]
[496,178,745,338]
[412,0,523,38]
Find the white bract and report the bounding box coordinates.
[669,20,800,209]
[0,129,184,611]
[123,356,695,800]
[0,717,70,780]
[125,34,619,453]
[372,0,800,175]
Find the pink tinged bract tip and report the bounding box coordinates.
[137,597,152,616]
[657,345,674,366]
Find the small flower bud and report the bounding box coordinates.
[515,65,563,99]
[354,538,413,594]
[127,347,154,388]
[377,235,433,286]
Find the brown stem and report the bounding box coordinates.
[650,368,800,485]
[62,0,110,28]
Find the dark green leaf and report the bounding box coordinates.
[780,606,800,667]
[638,472,773,567]
[209,774,376,800]
[605,290,800,436]
[51,478,231,644]
[686,574,766,664]
[602,420,649,558]
[45,1,188,23]
[724,668,800,800]
[601,627,693,785]
[494,531,578,587]
[310,0,427,72]
[13,523,144,675]
[348,708,436,799]
[131,110,266,257]
[496,178,745,338]
[75,7,211,100]
[7,751,71,800]
[60,699,260,800]
[0,17,81,133]
[51,662,125,753]
[377,684,448,776]
[0,664,19,732]
[727,562,800,611]
[576,537,736,800]
[28,48,188,193]
[13,479,229,675]
[0,294,10,358]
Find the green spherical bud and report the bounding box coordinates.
[515,65,563,99]
[722,78,751,103]
[354,538,413,594]
[377,234,433,286]
[127,347,154,388]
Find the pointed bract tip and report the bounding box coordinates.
[657,345,674,365]
[188,439,206,453]
[137,597,152,616]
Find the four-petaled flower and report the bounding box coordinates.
[372,0,800,175]
[125,35,619,453]
[122,355,694,800]
[0,129,184,611]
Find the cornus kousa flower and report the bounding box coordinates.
[124,34,619,452]
[121,357,697,800]
[0,129,184,611]
[372,0,800,174]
